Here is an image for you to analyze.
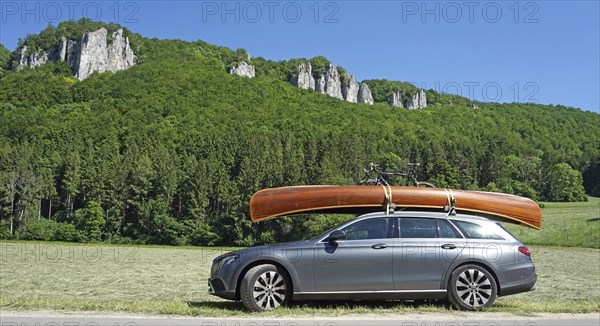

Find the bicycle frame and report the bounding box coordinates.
[357,163,435,188]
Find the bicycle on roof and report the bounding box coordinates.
[357,162,436,188]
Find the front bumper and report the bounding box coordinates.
[208,278,237,300]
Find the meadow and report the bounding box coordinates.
[504,197,599,248]
[0,199,598,316]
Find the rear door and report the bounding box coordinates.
[313,216,395,291]
[392,217,466,290]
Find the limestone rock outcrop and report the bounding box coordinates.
[323,64,343,99]
[291,63,315,90]
[55,37,79,67]
[315,75,326,93]
[389,91,404,108]
[357,83,374,105]
[16,46,49,70]
[230,61,255,78]
[290,62,373,105]
[75,28,109,80]
[342,72,359,103]
[15,28,136,80]
[405,89,427,110]
[107,29,136,74]
[389,89,428,109]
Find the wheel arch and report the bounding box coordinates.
[235,259,295,300]
[445,261,502,295]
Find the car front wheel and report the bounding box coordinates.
[448,264,497,310]
[240,264,291,311]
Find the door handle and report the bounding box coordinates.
[371,244,388,249]
[441,244,457,250]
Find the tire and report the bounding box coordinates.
[240,264,291,311]
[448,264,497,310]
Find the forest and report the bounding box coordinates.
[0,21,598,246]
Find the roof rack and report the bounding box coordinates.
[444,189,457,216]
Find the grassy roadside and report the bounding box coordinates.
[1,199,598,316]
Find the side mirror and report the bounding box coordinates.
[327,230,346,244]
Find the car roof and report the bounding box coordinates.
[357,210,493,223]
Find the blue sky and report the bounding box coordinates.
[1,0,599,112]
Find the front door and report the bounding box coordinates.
[313,216,395,292]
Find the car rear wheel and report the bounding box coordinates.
[240,264,291,311]
[448,264,497,310]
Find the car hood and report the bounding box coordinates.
[227,239,314,258]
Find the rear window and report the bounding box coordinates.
[451,220,505,240]
[496,222,520,241]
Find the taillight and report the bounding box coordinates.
[518,245,531,257]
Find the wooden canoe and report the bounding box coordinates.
[249,186,542,229]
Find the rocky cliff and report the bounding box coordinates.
[291,62,373,105]
[291,63,315,90]
[357,83,374,105]
[315,75,325,93]
[389,89,427,109]
[289,61,427,108]
[342,72,359,103]
[56,37,78,67]
[389,91,404,108]
[16,46,49,69]
[323,64,343,99]
[405,89,427,110]
[230,61,255,78]
[16,28,136,80]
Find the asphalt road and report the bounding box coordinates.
[1,314,600,326]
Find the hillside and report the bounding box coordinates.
[0,20,598,246]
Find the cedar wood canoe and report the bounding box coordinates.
[249,186,542,229]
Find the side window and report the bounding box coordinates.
[400,218,437,238]
[342,217,391,240]
[438,219,463,238]
[451,220,505,240]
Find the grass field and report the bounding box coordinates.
[1,199,598,316]
[504,197,600,248]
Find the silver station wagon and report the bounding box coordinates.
[209,211,537,311]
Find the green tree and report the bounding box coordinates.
[583,158,600,197]
[0,44,11,71]
[545,163,588,202]
[428,160,461,188]
[22,219,59,241]
[74,201,105,241]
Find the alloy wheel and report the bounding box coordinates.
[455,268,493,308]
[252,271,287,310]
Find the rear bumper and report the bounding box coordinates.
[208,278,237,300]
[500,272,537,296]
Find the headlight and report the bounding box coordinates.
[217,254,239,270]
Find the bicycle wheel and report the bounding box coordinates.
[416,181,436,188]
[357,178,379,186]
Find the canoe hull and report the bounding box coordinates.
[249,186,542,229]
